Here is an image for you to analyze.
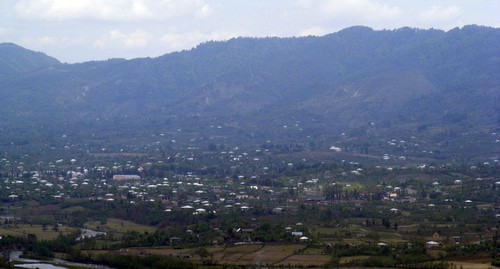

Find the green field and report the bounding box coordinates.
[84,218,156,234]
[0,224,77,240]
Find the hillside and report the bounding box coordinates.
[0,25,498,162]
[0,43,60,77]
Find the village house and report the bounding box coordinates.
[112,175,141,181]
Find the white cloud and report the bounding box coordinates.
[93,39,106,50]
[19,35,92,48]
[298,26,329,36]
[91,29,150,50]
[309,0,400,20]
[109,29,150,48]
[37,36,57,46]
[419,6,462,24]
[130,0,153,18]
[196,3,213,18]
[148,0,212,20]
[14,0,211,21]
[15,0,129,21]
[295,0,315,9]
[60,36,89,46]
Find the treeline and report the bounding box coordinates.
[92,253,196,269]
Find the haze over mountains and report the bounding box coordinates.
[0,25,499,162]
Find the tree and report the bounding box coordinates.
[382,219,391,229]
[195,247,209,259]
[208,143,217,152]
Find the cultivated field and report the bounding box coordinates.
[0,224,77,240]
[84,218,156,235]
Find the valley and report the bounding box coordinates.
[0,25,499,268]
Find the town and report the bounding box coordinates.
[0,143,498,268]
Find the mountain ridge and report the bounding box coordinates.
[0,25,499,161]
[0,42,61,77]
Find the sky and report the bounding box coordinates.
[0,0,498,63]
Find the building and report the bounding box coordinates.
[112,175,141,181]
[426,241,441,249]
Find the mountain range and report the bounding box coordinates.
[0,25,499,162]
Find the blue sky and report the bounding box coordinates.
[1,0,498,63]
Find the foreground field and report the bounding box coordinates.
[81,244,500,269]
[85,244,331,267]
[0,224,77,240]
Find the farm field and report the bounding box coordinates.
[80,245,500,268]
[84,218,156,235]
[0,224,77,240]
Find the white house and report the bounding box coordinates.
[426,241,441,249]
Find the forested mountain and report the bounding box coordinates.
[0,42,60,77]
[0,25,498,161]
